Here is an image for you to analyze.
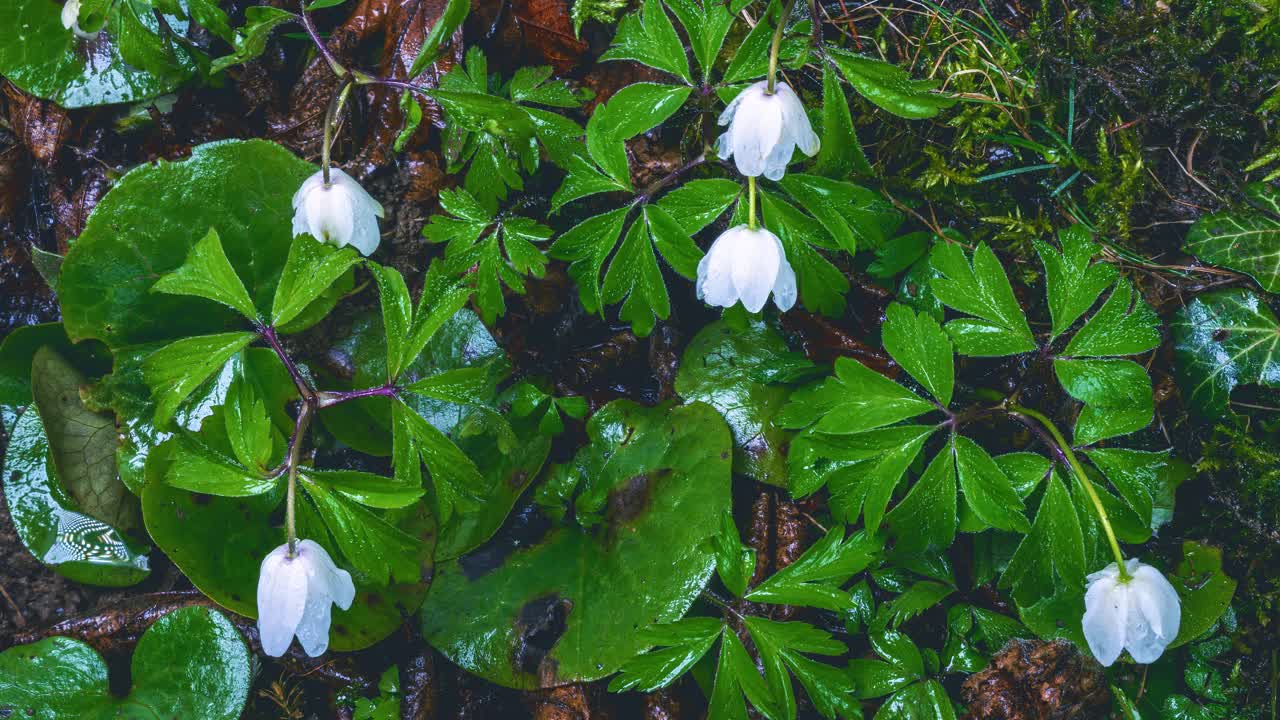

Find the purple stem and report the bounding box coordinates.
[315,384,399,408]
[260,325,315,401]
[298,3,347,78]
[1009,411,1072,468]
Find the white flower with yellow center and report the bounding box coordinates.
[716,80,819,181]
[256,540,355,657]
[1082,559,1181,666]
[696,224,797,313]
[291,168,385,256]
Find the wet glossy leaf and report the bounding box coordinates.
[1170,542,1236,647]
[930,242,1035,356]
[271,236,362,329]
[0,606,250,719]
[953,436,1029,533]
[710,629,783,720]
[873,680,955,720]
[1034,226,1117,338]
[60,140,315,348]
[746,527,883,610]
[164,431,278,497]
[586,82,691,185]
[600,0,692,83]
[610,617,724,692]
[152,228,259,322]
[664,0,732,80]
[143,439,436,651]
[407,0,470,76]
[759,191,850,316]
[1001,471,1085,607]
[881,303,954,407]
[421,401,732,688]
[745,617,847,720]
[0,324,110,406]
[1084,448,1170,531]
[1184,182,1280,293]
[778,357,934,435]
[0,0,194,107]
[713,508,755,597]
[142,331,257,427]
[2,407,150,586]
[675,316,814,486]
[792,426,935,530]
[1053,358,1153,445]
[30,345,140,534]
[884,446,956,553]
[1171,289,1280,419]
[826,48,956,119]
[813,59,873,179]
[1062,280,1160,358]
[777,175,900,255]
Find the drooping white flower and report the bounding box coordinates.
[291,168,385,256]
[1082,559,1181,667]
[716,80,820,181]
[61,0,99,39]
[696,224,797,313]
[256,539,355,657]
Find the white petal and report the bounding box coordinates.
[726,83,784,178]
[1130,563,1181,648]
[730,228,781,313]
[697,227,745,308]
[776,83,820,157]
[61,0,78,29]
[760,130,794,182]
[294,568,335,657]
[299,539,356,610]
[1082,570,1128,667]
[256,543,309,657]
[770,234,797,311]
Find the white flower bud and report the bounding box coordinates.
[256,539,355,657]
[716,80,820,181]
[61,0,100,39]
[696,224,797,313]
[1082,559,1181,666]
[291,168,385,256]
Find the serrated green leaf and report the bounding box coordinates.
[746,616,846,720]
[777,174,900,254]
[408,0,470,76]
[1053,358,1153,445]
[610,618,724,692]
[602,216,670,337]
[1062,280,1160,357]
[665,0,733,80]
[300,468,423,510]
[813,59,872,179]
[550,205,632,315]
[1184,182,1280,293]
[654,178,743,234]
[778,356,934,435]
[164,431,277,497]
[1035,225,1118,338]
[1171,289,1280,419]
[1084,448,1169,531]
[711,630,783,720]
[300,477,422,586]
[953,435,1029,532]
[271,235,361,328]
[600,0,692,82]
[586,83,692,185]
[714,508,756,597]
[142,331,257,426]
[884,446,955,553]
[881,303,954,406]
[152,228,259,322]
[1002,470,1085,607]
[746,527,883,610]
[826,48,956,119]
[394,399,486,523]
[930,242,1035,356]
[645,203,704,279]
[760,191,850,316]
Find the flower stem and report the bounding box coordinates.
[315,384,399,408]
[1007,402,1130,579]
[766,0,798,94]
[321,79,353,186]
[299,2,347,78]
[284,401,314,558]
[260,325,315,401]
[747,176,758,230]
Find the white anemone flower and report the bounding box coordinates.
[257,540,355,657]
[716,80,820,181]
[61,0,100,39]
[291,168,385,256]
[1082,559,1181,667]
[696,225,797,313]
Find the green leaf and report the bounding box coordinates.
[421,401,732,689]
[550,205,632,315]
[1035,225,1118,338]
[813,59,873,179]
[930,242,1035,356]
[1084,448,1170,531]
[1170,542,1237,647]
[0,323,110,405]
[874,680,955,720]
[884,447,956,553]
[1053,358,1154,445]
[826,48,956,119]
[164,432,278,497]
[759,191,850,316]
[152,228,259,322]
[714,508,756,598]
[711,630,783,720]
[785,652,861,720]
[0,607,250,719]
[778,357,934,435]
[0,0,195,107]
[881,303,954,406]
[745,616,846,720]
[1002,471,1085,607]
[142,331,257,427]
[143,440,438,651]
[1062,280,1160,357]
[211,6,293,73]
[599,0,692,82]
[609,618,724,692]
[31,346,140,531]
[601,214,671,337]
[1171,289,1280,419]
[586,83,692,184]
[664,0,733,80]
[114,1,184,81]
[271,235,362,329]
[60,140,315,348]
[550,152,629,210]
[746,527,883,610]
[2,407,150,587]
[300,478,424,586]
[886,581,955,627]
[777,174,900,255]
[953,435,1029,533]
[1184,182,1280,293]
[800,426,935,530]
[223,371,273,470]
[394,400,487,524]
[654,178,743,236]
[408,0,470,76]
[676,316,814,486]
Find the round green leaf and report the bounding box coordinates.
[421,400,732,689]
[142,441,437,652]
[1171,289,1280,420]
[60,140,315,348]
[0,606,250,719]
[0,0,195,107]
[2,406,150,587]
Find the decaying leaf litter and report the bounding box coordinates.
[0,0,1278,718]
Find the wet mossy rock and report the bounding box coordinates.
[421,400,733,689]
[0,606,251,719]
[0,0,195,108]
[60,140,315,348]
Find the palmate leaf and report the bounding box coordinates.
[1053,358,1154,445]
[1171,288,1280,419]
[759,191,851,316]
[1184,182,1280,293]
[744,617,854,720]
[664,0,733,80]
[930,242,1036,356]
[1001,470,1085,607]
[599,0,692,83]
[778,356,935,435]
[746,526,883,610]
[1035,226,1118,338]
[609,617,723,693]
